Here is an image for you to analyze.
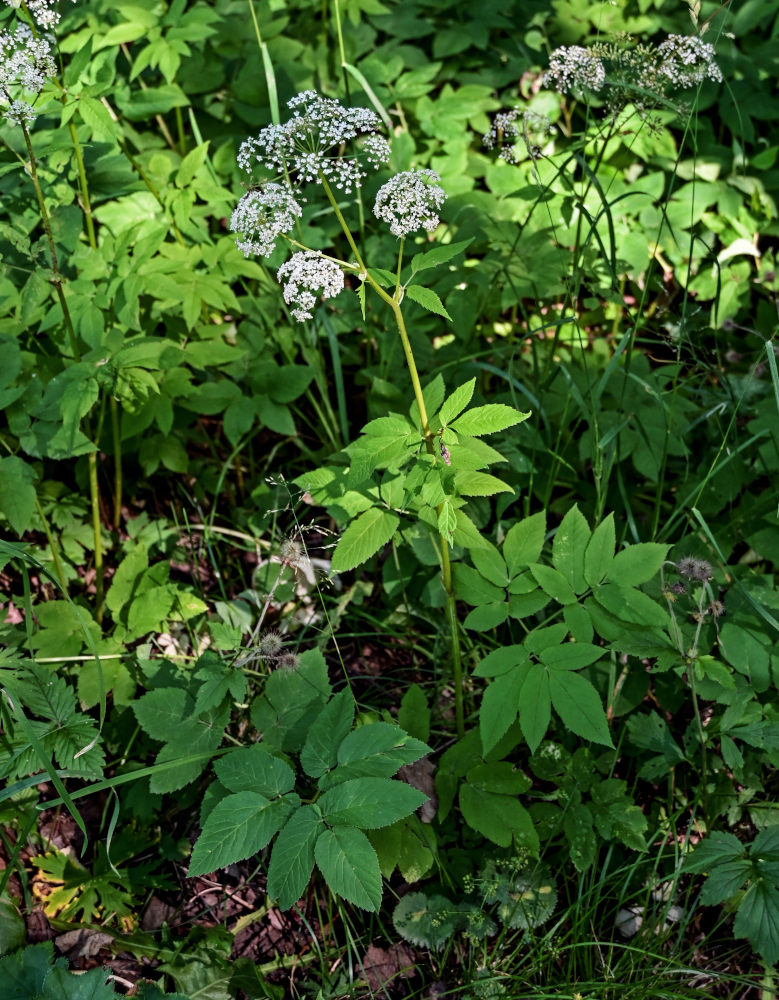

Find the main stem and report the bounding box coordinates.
[321,176,465,735]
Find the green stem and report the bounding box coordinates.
[88,452,104,623]
[110,396,122,528]
[67,122,96,249]
[34,496,67,591]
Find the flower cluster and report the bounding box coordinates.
[482,108,554,163]
[544,45,606,95]
[2,0,75,28]
[277,250,345,322]
[230,183,303,258]
[656,34,723,88]
[373,168,446,238]
[237,90,390,194]
[0,21,56,126]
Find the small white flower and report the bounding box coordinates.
[230,183,303,258]
[0,22,57,126]
[2,0,76,28]
[237,91,390,194]
[656,34,722,88]
[277,251,345,322]
[544,45,606,94]
[483,109,553,162]
[373,169,446,238]
[5,98,35,126]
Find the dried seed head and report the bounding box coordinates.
[277,651,300,672]
[676,556,713,582]
[258,629,284,658]
[279,537,304,567]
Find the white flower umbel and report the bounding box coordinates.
[2,0,76,28]
[237,91,391,194]
[656,34,723,88]
[544,45,606,94]
[0,22,56,126]
[483,109,553,163]
[230,183,303,258]
[277,250,345,322]
[373,169,446,238]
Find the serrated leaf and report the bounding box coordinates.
[584,513,615,588]
[549,671,614,748]
[452,404,530,437]
[331,507,399,573]
[267,805,323,910]
[404,283,451,319]
[552,505,590,594]
[410,238,472,273]
[459,785,538,851]
[214,745,295,797]
[683,831,745,873]
[503,512,546,574]
[733,879,779,965]
[453,469,514,497]
[540,643,606,670]
[321,724,430,788]
[594,582,669,628]
[464,602,508,631]
[0,456,37,536]
[77,95,120,140]
[480,665,526,756]
[356,282,366,319]
[188,791,287,876]
[319,777,425,828]
[133,688,186,741]
[439,378,476,426]
[529,564,578,605]
[300,689,355,778]
[700,859,753,904]
[397,685,430,743]
[315,827,382,911]
[473,645,529,678]
[518,662,551,754]
[607,543,670,587]
[438,499,457,543]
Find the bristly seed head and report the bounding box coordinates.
[676,556,714,582]
[257,629,284,658]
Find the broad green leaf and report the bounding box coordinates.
[188,791,285,876]
[465,762,531,795]
[700,859,753,905]
[398,820,435,882]
[320,724,430,787]
[563,604,594,643]
[552,505,590,594]
[404,284,452,320]
[0,456,36,536]
[77,95,121,139]
[300,689,355,778]
[453,563,504,606]
[133,687,186,741]
[318,777,425,828]
[529,564,578,605]
[331,507,399,574]
[473,644,529,678]
[683,831,745,873]
[452,508,492,551]
[471,542,509,588]
[214,745,295,797]
[459,785,538,852]
[369,823,402,878]
[439,378,476,425]
[397,684,430,743]
[540,643,606,671]
[176,141,210,188]
[410,238,472,274]
[452,404,530,437]
[733,879,779,965]
[105,543,149,615]
[315,827,382,911]
[453,470,513,496]
[410,375,446,431]
[549,671,614,748]
[525,623,569,654]
[564,803,597,872]
[593,582,669,628]
[438,499,457,543]
[584,513,615,588]
[267,805,323,910]
[503,512,546,574]
[479,665,526,756]
[607,543,670,586]
[518,662,551,754]
[464,602,508,630]
[590,778,647,851]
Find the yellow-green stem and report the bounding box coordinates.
[110,396,122,528]
[34,496,67,591]
[88,452,104,623]
[67,122,96,249]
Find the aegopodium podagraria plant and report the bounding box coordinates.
[232,91,530,736]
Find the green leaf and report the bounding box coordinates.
[267,805,323,910]
[480,665,526,756]
[503,512,546,574]
[452,404,530,437]
[473,645,529,678]
[464,603,508,631]
[590,778,647,851]
[552,505,590,594]
[188,791,287,876]
[439,378,476,425]
[529,564,578,605]
[318,777,426,828]
[410,238,472,274]
[471,542,509,588]
[518,662,551,754]
[331,723,430,779]
[315,827,382,911]
[77,95,120,140]
[453,470,513,497]
[540,643,606,671]
[700,859,753,905]
[404,284,452,320]
[593,582,669,628]
[564,803,597,872]
[733,879,779,965]
[459,785,538,852]
[549,671,614,748]
[0,456,36,536]
[176,141,210,188]
[438,499,457,544]
[683,831,745,873]
[607,543,670,586]
[466,762,531,795]
[398,685,430,743]
[300,689,355,779]
[584,513,615,588]
[331,507,399,574]
[0,941,52,998]
[214,745,295,797]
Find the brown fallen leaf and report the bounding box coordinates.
[361,942,416,991]
[398,757,437,823]
[55,928,113,959]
